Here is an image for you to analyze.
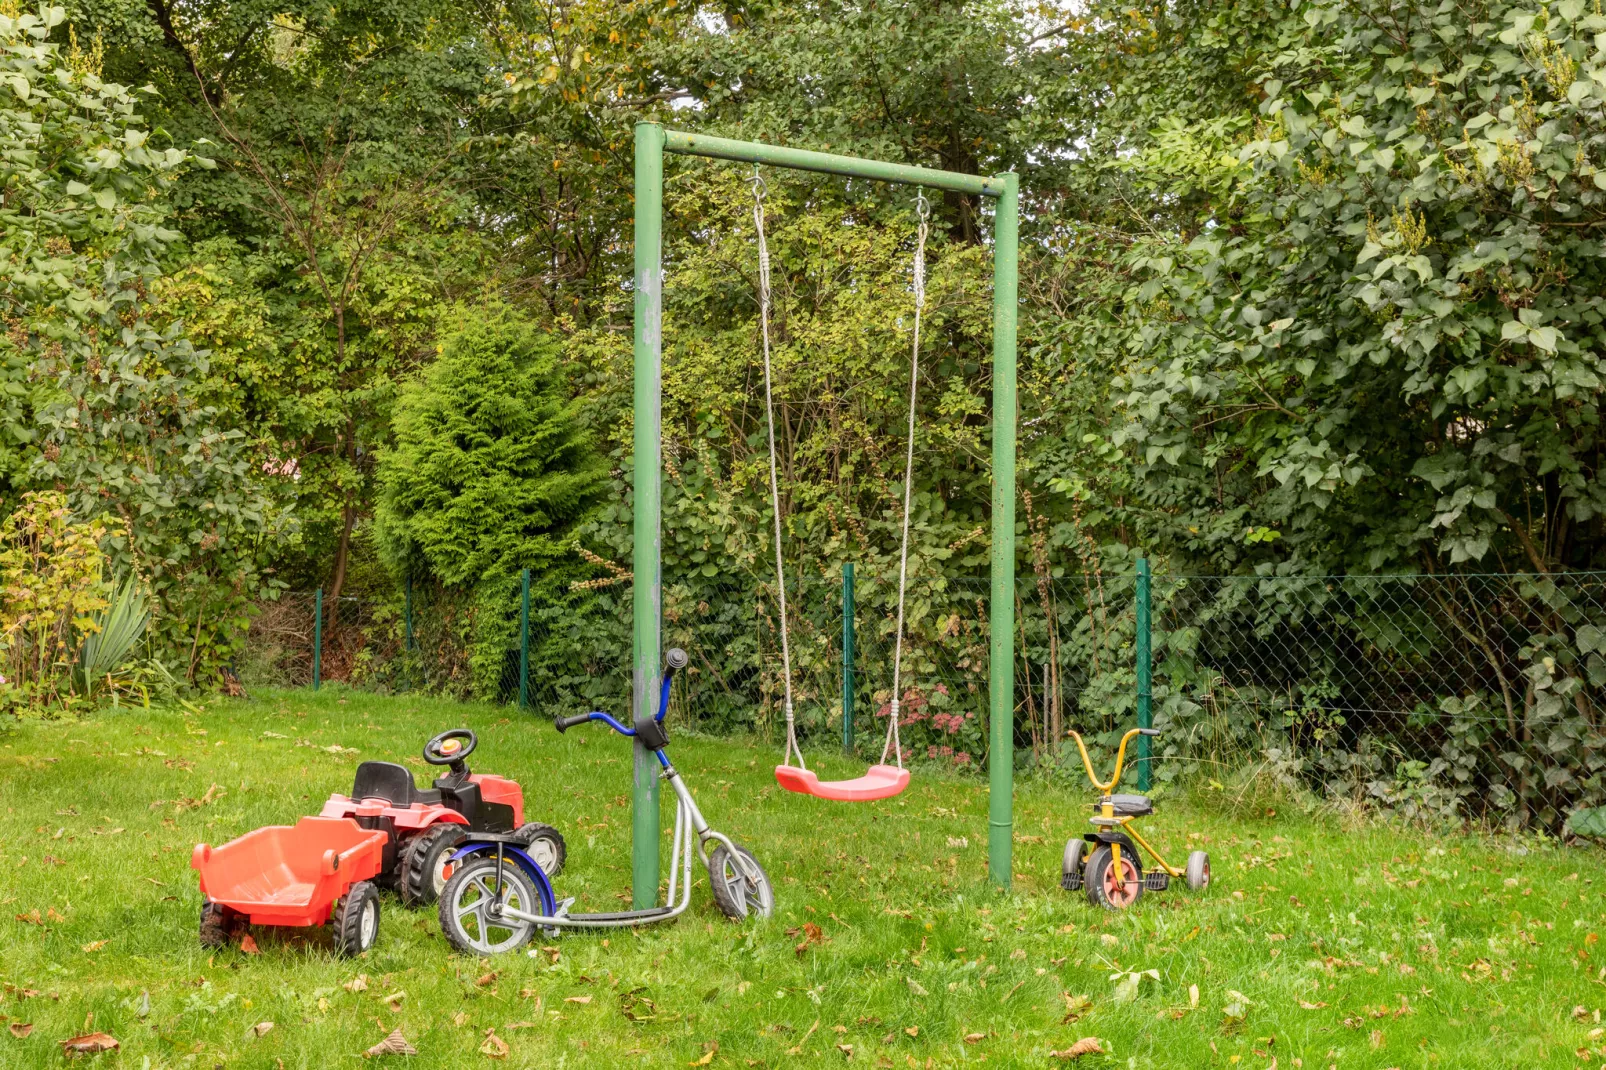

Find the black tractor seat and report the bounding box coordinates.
[351,761,443,807]
[1094,793,1153,817]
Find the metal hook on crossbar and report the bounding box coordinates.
[915,189,930,221]
[750,165,767,202]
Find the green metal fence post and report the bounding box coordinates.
[404,575,414,652]
[312,588,323,692]
[631,121,666,909]
[1136,557,1153,791]
[987,172,1019,890]
[519,568,531,711]
[842,562,855,754]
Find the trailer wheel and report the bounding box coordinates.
[199,899,238,949]
[332,881,381,956]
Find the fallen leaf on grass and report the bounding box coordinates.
[1061,993,1092,1024]
[786,1020,821,1055]
[80,940,107,953]
[835,1042,853,1056]
[1049,1037,1104,1059]
[563,995,591,1005]
[1298,1000,1328,1010]
[479,1030,508,1058]
[380,992,406,1012]
[619,986,657,1022]
[905,1027,918,1037]
[906,979,928,997]
[962,1032,985,1044]
[9,1023,32,1038]
[344,974,369,993]
[14,911,41,926]
[503,1022,539,1031]
[689,1040,718,1065]
[364,1028,417,1057]
[794,922,824,957]
[239,934,260,954]
[60,1032,119,1054]
[248,1022,275,1038]
[475,971,499,988]
[453,1012,469,1028]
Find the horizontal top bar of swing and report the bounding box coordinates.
[660,128,1009,198]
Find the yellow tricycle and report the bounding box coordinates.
[1061,727,1209,909]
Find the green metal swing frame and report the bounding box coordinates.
[628,123,1019,905]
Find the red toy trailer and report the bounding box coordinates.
[192,816,387,955]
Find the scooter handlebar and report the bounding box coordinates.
[554,713,592,734]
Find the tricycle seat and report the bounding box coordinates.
[1096,793,1153,817]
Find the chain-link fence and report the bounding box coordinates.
[238,567,1606,832]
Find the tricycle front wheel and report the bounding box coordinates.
[332,881,381,956]
[1084,844,1144,910]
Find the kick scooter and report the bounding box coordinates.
[437,648,774,955]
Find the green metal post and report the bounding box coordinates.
[631,121,665,909]
[312,588,323,692]
[404,575,414,652]
[987,173,1019,890]
[1136,557,1153,791]
[842,562,855,754]
[519,568,531,711]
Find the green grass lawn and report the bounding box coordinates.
[1,687,1603,1068]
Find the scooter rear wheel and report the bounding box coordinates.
[438,856,539,956]
[707,844,774,921]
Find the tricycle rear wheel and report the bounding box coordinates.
[332,881,380,956]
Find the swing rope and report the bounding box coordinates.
[882,190,930,771]
[752,171,805,771]
[756,167,929,776]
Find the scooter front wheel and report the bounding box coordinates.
[707,844,774,920]
[438,857,540,956]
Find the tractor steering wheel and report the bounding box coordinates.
[423,728,477,768]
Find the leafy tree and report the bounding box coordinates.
[1,3,282,683]
[375,308,605,697]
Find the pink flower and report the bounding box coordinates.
[954,751,971,766]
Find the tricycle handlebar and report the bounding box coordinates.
[1065,726,1158,792]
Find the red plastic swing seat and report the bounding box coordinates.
[774,763,911,802]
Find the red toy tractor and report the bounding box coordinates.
[193,728,564,954]
[320,729,565,906]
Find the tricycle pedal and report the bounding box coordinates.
[1143,871,1169,892]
